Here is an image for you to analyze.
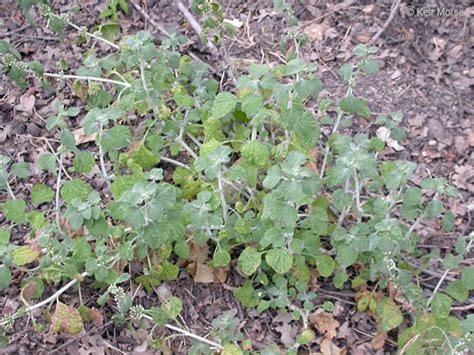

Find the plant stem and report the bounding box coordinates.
[5,179,16,199]
[353,169,362,223]
[42,72,130,88]
[217,171,228,224]
[178,138,199,160]
[98,123,111,185]
[48,13,119,50]
[142,314,223,350]
[160,156,191,170]
[319,110,343,179]
[55,153,64,234]
[426,239,473,307]
[405,215,422,240]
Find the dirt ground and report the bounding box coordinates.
[0,0,472,353]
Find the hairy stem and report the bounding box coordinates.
[42,72,130,88]
[5,179,16,199]
[319,110,343,179]
[353,169,362,223]
[48,13,119,50]
[55,153,64,234]
[217,171,228,224]
[142,314,223,350]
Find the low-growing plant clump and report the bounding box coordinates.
[0,1,472,353]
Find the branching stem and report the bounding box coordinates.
[42,72,130,88]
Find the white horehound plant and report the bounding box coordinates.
[0,2,473,353]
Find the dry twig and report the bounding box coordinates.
[368,0,401,46]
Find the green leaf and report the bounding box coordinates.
[241,94,262,117]
[444,280,468,302]
[403,187,421,206]
[241,141,269,167]
[263,165,282,189]
[11,162,31,178]
[51,302,84,335]
[262,194,298,229]
[211,92,237,119]
[441,212,455,232]
[265,248,293,274]
[27,211,46,231]
[461,266,474,290]
[431,293,452,318]
[82,107,121,135]
[213,248,231,267]
[360,59,379,75]
[301,207,328,235]
[31,184,54,205]
[73,151,95,174]
[339,94,370,118]
[60,180,93,204]
[222,343,243,355]
[161,296,182,320]
[102,125,132,155]
[0,227,10,246]
[234,280,259,307]
[238,247,261,276]
[339,63,353,81]
[335,245,358,268]
[0,267,11,291]
[73,237,92,262]
[60,129,77,151]
[38,153,57,175]
[460,314,474,333]
[110,174,145,199]
[292,111,320,149]
[376,297,403,332]
[425,199,443,219]
[3,199,26,224]
[203,117,225,142]
[129,144,158,170]
[316,254,335,277]
[12,246,39,266]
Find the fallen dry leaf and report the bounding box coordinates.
[304,22,329,42]
[453,165,474,193]
[320,338,344,355]
[376,127,404,151]
[355,34,371,43]
[213,267,228,283]
[309,311,340,339]
[73,128,97,145]
[362,4,375,13]
[86,307,104,325]
[193,263,214,283]
[370,331,387,351]
[51,302,84,335]
[16,93,36,114]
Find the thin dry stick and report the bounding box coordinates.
[175,1,236,85]
[176,1,219,57]
[368,0,401,46]
[130,0,170,37]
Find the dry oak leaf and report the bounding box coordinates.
[304,22,329,42]
[309,310,340,339]
[453,165,474,193]
[193,263,214,283]
[370,330,387,351]
[51,302,84,335]
[320,338,345,355]
[73,127,97,145]
[16,93,36,114]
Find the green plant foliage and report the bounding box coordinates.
[0,6,472,354]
